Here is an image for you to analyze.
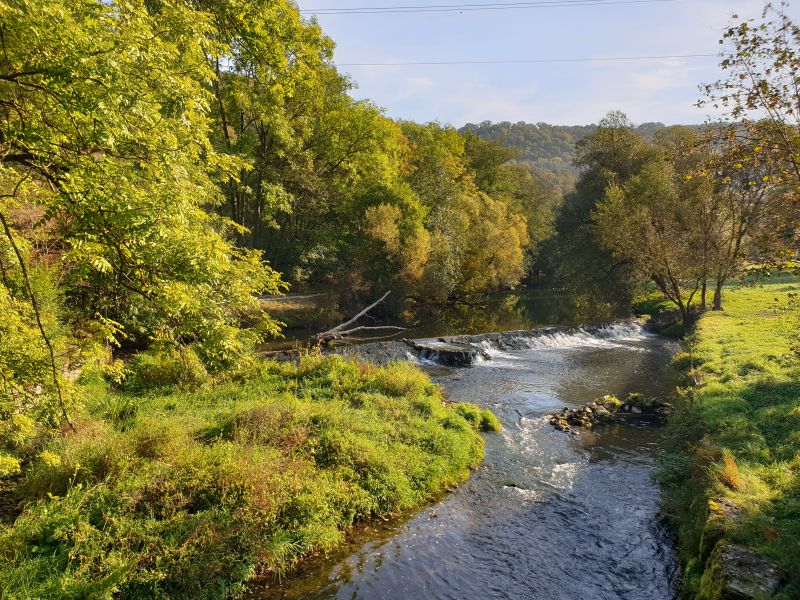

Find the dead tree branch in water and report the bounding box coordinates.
[312,291,406,345]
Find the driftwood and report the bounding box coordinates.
[312,291,406,345]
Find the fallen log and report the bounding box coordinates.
[312,292,406,345]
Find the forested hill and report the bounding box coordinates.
[460,120,669,175]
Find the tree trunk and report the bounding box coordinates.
[700,280,707,311]
[712,278,725,311]
[677,301,690,328]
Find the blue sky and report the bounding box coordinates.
[298,0,798,126]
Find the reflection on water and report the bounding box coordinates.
[263,290,624,350]
[253,327,679,600]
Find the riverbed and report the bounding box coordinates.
[254,323,679,600]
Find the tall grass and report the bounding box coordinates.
[0,355,494,599]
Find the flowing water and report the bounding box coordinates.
[256,323,679,600]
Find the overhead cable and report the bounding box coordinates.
[335,52,717,66]
[302,0,676,15]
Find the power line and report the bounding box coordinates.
[335,52,718,66]
[302,0,676,15]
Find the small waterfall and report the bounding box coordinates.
[452,320,649,354]
[347,319,651,367]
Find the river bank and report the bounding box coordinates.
[0,315,681,600]
[0,355,495,598]
[661,277,800,599]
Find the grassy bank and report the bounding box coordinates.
[0,354,497,599]
[661,277,800,599]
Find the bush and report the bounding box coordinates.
[125,346,209,392]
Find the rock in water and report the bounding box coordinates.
[403,339,486,367]
[547,392,673,432]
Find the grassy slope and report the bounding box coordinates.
[662,277,800,599]
[0,355,498,599]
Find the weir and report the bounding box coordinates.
[258,321,680,600]
[347,319,650,366]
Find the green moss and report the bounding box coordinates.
[0,355,493,599]
[599,394,622,409]
[696,543,726,600]
[662,280,800,599]
[659,321,686,339]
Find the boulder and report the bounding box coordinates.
[713,543,783,599]
[592,406,611,419]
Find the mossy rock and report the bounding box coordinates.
[699,542,783,600]
[599,394,622,409]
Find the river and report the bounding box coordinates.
[254,322,679,600]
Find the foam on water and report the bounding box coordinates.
[456,321,654,369]
[489,321,650,351]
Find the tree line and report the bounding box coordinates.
[549,111,796,325]
[0,0,560,472]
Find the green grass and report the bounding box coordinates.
[632,286,676,317]
[661,277,800,600]
[0,354,496,599]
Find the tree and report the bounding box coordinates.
[595,160,704,325]
[463,136,562,270]
[550,112,654,314]
[0,0,284,383]
[653,126,719,310]
[704,126,794,309]
[701,2,800,186]
[402,123,530,302]
[197,0,332,243]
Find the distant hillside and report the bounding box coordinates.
[460,121,670,176]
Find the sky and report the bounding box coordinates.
[297,0,799,127]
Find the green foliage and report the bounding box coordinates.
[399,122,531,301]
[0,261,76,470]
[661,279,800,599]
[549,111,652,315]
[592,120,790,319]
[702,3,800,187]
[595,156,703,322]
[464,134,562,262]
[124,346,210,393]
[0,356,493,598]
[632,288,674,317]
[0,0,284,367]
[453,402,502,432]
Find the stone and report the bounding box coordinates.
[700,498,741,561]
[547,391,672,433]
[403,339,485,367]
[718,544,782,599]
[593,406,611,419]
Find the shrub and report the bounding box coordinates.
[125,346,209,392]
